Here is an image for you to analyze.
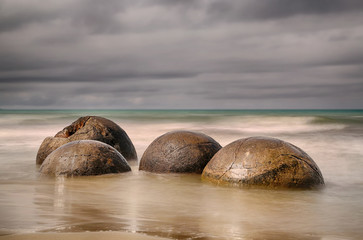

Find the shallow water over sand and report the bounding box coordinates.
[1,110,363,239]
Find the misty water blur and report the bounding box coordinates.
[0,110,363,239]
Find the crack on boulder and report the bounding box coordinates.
[217,137,251,181]
[247,163,289,185]
[164,142,215,159]
[55,116,92,138]
[280,154,323,180]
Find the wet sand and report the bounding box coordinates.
[1,110,363,239]
[0,232,170,240]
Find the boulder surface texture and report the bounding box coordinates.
[39,140,131,176]
[36,116,137,165]
[202,136,324,189]
[139,131,222,173]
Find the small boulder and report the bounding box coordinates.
[39,140,131,176]
[139,131,222,173]
[202,136,324,189]
[36,116,137,165]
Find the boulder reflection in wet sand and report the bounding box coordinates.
[139,131,222,173]
[36,116,137,165]
[39,140,131,177]
[202,136,324,189]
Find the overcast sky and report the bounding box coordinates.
[1,0,363,109]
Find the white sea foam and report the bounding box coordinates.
[213,116,346,134]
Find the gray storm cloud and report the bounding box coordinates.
[0,0,362,109]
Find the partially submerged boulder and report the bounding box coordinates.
[202,136,324,189]
[36,137,69,165]
[36,116,137,165]
[39,140,131,176]
[139,131,222,173]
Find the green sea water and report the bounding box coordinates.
[0,109,363,239]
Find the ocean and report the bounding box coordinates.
[0,109,362,239]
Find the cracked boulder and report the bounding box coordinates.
[39,140,131,176]
[36,116,137,165]
[139,131,222,173]
[202,136,324,189]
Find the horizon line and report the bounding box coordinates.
[1,108,363,111]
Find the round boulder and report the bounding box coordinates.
[36,137,69,165]
[139,131,222,173]
[202,136,324,189]
[39,140,131,176]
[36,116,137,165]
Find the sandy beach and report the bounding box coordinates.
[1,110,363,239]
[0,232,170,240]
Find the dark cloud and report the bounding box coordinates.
[1,0,362,34]
[0,0,362,109]
[0,0,126,34]
[0,70,198,83]
[206,81,363,100]
[319,52,363,66]
[207,0,363,22]
[0,11,53,32]
[0,54,72,72]
[0,3,57,32]
[69,0,126,34]
[75,84,159,95]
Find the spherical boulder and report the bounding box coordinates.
[139,131,222,173]
[36,137,69,165]
[39,140,131,176]
[36,116,137,165]
[202,136,324,189]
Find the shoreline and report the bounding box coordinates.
[0,231,171,240]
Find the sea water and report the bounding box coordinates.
[0,110,362,239]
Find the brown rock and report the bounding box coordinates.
[202,136,324,189]
[36,137,69,165]
[139,131,222,173]
[36,116,137,165]
[39,140,131,176]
